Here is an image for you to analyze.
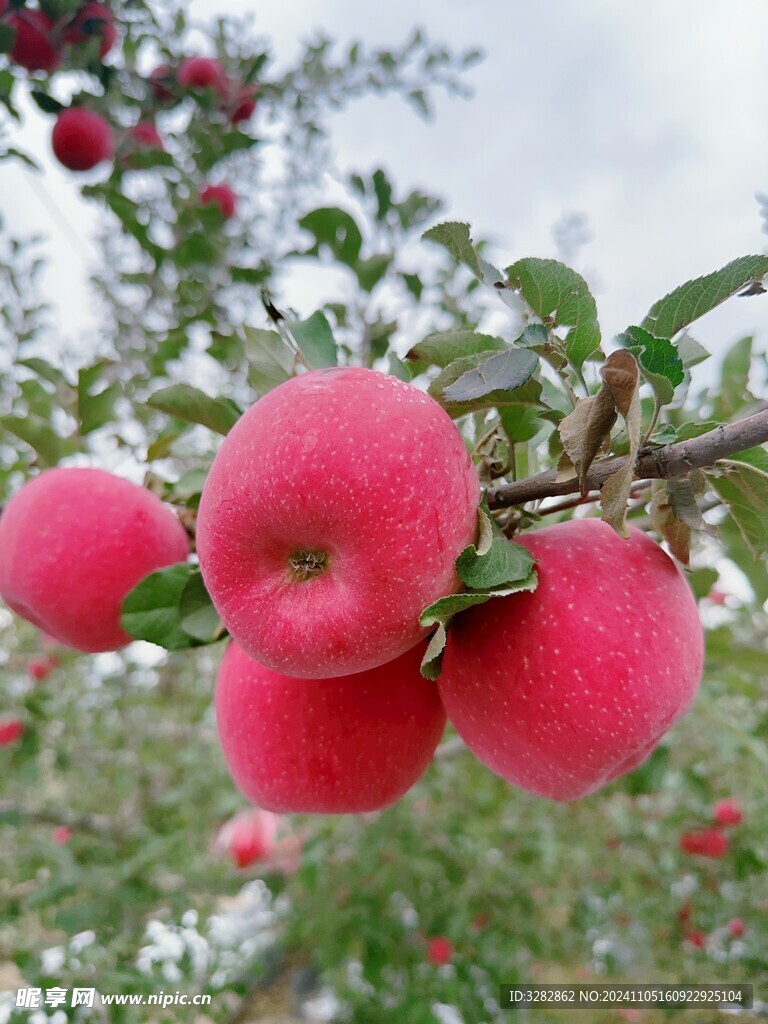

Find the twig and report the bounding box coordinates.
[487,409,768,508]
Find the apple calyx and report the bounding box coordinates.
[288,549,328,582]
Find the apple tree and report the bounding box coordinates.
[1,3,767,1022]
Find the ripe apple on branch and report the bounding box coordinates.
[1,34,767,818]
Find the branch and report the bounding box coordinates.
[487,408,768,508]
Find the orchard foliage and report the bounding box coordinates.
[1,1,768,1022]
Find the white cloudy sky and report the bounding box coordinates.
[2,0,768,365]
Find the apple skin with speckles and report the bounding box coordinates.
[197,367,480,678]
[0,468,189,653]
[215,641,446,813]
[438,518,703,801]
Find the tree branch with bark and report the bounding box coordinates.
[486,407,768,508]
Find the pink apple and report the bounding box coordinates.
[177,56,229,97]
[679,829,728,858]
[53,826,72,845]
[198,367,480,677]
[28,655,58,682]
[62,3,116,58]
[231,85,258,122]
[215,808,279,868]
[0,467,189,653]
[148,64,176,103]
[199,183,236,219]
[52,108,114,171]
[215,641,446,813]
[727,918,745,938]
[712,799,742,827]
[128,121,164,150]
[7,10,60,72]
[438,518,703,801]
[426,937,453,965]
[0,718,24,746]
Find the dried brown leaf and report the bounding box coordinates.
[557,350,639,492]
[599,351,641,537]
[650,484,692,564]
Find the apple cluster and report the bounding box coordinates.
[2,3,242,212]
[0,367,704,816]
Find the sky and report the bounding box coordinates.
[2,0,768,367]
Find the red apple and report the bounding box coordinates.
[148,64,176,103]
[426,937,453,965]
[679,829,728,858]
[52,108,114,171]
[438,518,703,801]
[712,799,742,827]
[198,183,236,219]
[231,85,258,122]
[62,3,116,58]
[215,640,446,813]
[177,56,229,97]
[53,826,71,845]
[7,10,60,72]
[198,367,480,677]
[128,122,163,150]
[0,718,24,746]
[685,929,706,949]
[215,808,278,868]
[727,918,745,938]
[28,655,58,682]
[0,467,189,653]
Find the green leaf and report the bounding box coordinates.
[299,207,363,266]
[372,168,393,220]
[419,577,537,661]
[0,23,15,54]
[418,505,538,678]
[356,254,392,293]
[18,357,68,389]
[641,256,768,338]
[147,385,241,436]
[29,90,64,115]
[285,311,338,368]
[407,330,506,368]
[401,272,423,300]
[715,336,753,419]
[442,349,538,404]
[429,352,543,418]
[687,567,719,601]
[121,563,212,650]
[513,324,550,349]
[499,404,545,444]
[619,326,684,407]
[422,221,499,285]
[676,332,710,368]
[504,258,601,370]
[455,508,535,589]
[420,623,447,681]
[243,327,296,396]
[1,415,72,466]
[178,572,225,643]
[175,233,218,267]
[78,364,120,435]
[387,354,413,381]
[709,446,768,558]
